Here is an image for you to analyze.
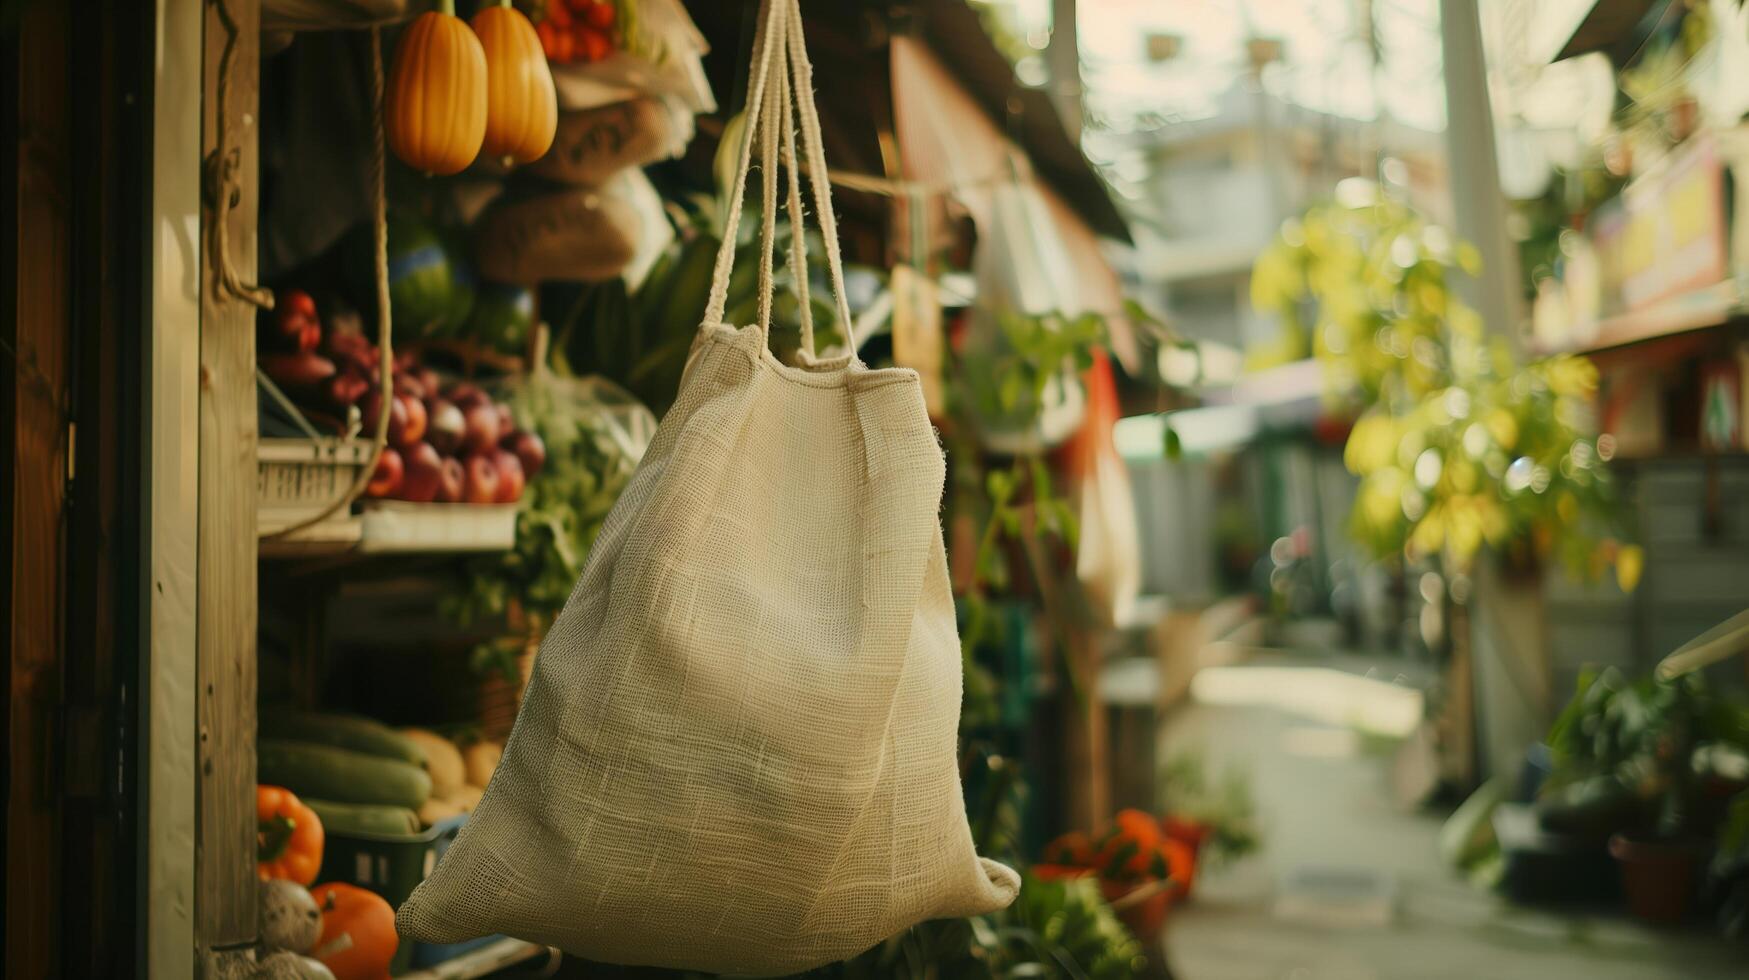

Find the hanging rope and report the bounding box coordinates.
[261,26,395,542]
[205,0,275,310]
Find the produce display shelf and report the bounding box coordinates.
[257,515,365,559]
[259,502,519,561]
[357,501,519,555]
[1534,280,1746,356]
[397,938,557,980]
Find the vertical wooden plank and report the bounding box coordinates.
[7,3,72,976]
[1019,515,1109,834]
[197,0,260,950]
[1062,627,1109,834]
[146,0,206,972]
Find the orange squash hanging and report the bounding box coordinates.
[385,1,488,175]
[472,1,557,164]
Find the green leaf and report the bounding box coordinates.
[1028,457,1054,503]
[986,469,1015,505]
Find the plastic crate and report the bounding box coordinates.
[258,437,370,540]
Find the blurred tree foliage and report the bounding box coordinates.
[1251,179,1639,583]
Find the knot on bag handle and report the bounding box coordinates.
[701,0,856,358]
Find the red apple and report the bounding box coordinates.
[435,457,466,503]
[491,449,525,503]
[425,398,466,456]
[364,390,427,448]
[260,352,336,391]
[463,453,501,504]
[414,367,442,398]
[267,289,320,353]
[361,389,400,439]
[323,330,375,374]
[446,382,488,410]
[365,446,403,497]
[324,371,370,410]
[399,443,443,503]
[394,372,427,400]
[394,393,428,448]
[501,429,546,480]
[494,403,517,438]
[462,403,500,455]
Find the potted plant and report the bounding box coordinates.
[1158,749,1262,893]
[1036,808,1200,948]
[1538,668,1749,924]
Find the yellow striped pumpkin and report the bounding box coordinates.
[472,3,557,165]
[385,6,488,176]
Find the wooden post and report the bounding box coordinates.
[197,0,261,956]
[1019,512,1109,833]
[7,4,73,975]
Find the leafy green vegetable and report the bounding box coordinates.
[445,372,653,678]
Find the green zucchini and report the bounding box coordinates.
[259,708,428,768]
[258,739,431,810]
[302,797,422,838]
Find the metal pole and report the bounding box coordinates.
[1439,0,1524,352]
[1441,0,1546,785]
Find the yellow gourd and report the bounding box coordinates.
[472,2,557,164]
[385,3,488,176]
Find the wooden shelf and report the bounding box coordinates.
[1534,280,1746,356]
[260,503,518,562]
[398,939,556,979]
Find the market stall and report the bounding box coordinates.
[80,0,1198,975]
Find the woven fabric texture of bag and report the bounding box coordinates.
[395,0,1019,972]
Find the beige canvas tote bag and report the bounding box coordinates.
[395,0,1019,972]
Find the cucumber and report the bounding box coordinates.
[258,740,431,810]
[260,708,428,768]
[302,797,422,838]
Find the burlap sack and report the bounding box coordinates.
[527,99,671,186]
[471,187,639,285]
[396,0,1018,972]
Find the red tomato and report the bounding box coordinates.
[584,1,616,29]
[578,27,610,62]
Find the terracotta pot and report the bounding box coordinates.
[1102,879,1171,947]
[1609,834,1706,925]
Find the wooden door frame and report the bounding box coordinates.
[144,0,206,973]
[196,0,262,958]
[6,3,74,973]
[7,1,158,974]
[141,0,265,972]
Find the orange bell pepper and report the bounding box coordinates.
[257,784,324,886]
